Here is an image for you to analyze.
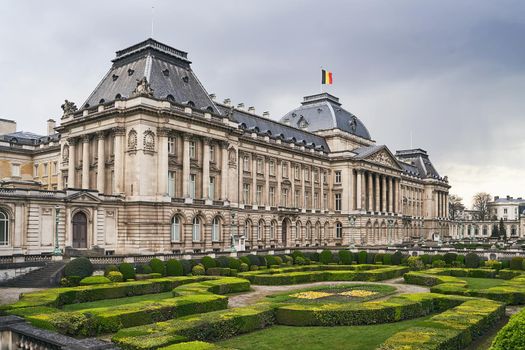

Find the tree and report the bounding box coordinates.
[448,194,465,220]
[491,224,500,238]
[472,192,492,221]
[499,218,507,241]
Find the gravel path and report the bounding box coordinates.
[228,277,428,308]
[0,288,46,305]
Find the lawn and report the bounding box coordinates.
[217,315,431,350]
[460,277,506,290]
[63,292,174,311]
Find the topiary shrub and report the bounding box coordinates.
[420,254,432,266]
[358,251,367,264]
[292,250,305,262]
[239,256,251,266]
[257,255,267,267]
[432,259,446,268]
[239,263,249,272]
[118,262,136,280]
[135,264,152,274]
[338,250,353,265]
[107,271,124,282]
[274,256,283,265]
[250,264,259,271]
[465,252,481,268]
[407,256,424,271]
[374,254,384,264]
[442,253,457,266]
[391,251,403,265]
[281,255,293,265]
[319,250,333,264]
[149,258,165,275]
[166,259,184,276]
[228,257,241,270]
[80,276,111,285]
[501,260,510,269]
[456,254,465,264]
[216,256,230,268]
[60,276,81,287]
[431,254,444,263]
[180,259,193,275]
[485,260,502,271]
[201,256,217,270]
[510,257,524,270]
[295,256,306,265]
[383,254,392,265]
[104,265,118,276]
[367,253,376,264]
[64,257,93,278]
[246,254,259,267]
[192,264,205,275]
[265,255,278,266]
[304,252,320,262]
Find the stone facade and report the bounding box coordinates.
[0,39,450,256]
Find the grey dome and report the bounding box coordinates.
[280,93,371,140]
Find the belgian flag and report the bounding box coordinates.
[321,69,333,85]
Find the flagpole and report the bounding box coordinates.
[320,65,323,93]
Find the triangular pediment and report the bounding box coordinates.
[65,191,101,203]
[361,146,403,170]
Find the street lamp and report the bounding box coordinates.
[230,212,237,253]
[53,205,62,256]
[387,219,394,246]
[348,215,356,249]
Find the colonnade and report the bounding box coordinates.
[355,170,400,213]
[435,190,448,218]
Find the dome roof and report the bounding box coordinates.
[280,93,371,140]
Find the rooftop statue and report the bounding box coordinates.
[61,100,78,115]
[132,76,154,97]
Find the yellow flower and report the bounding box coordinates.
[290,291,333,299]
[339,290,377,297]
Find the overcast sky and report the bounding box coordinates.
[1,0,524,207]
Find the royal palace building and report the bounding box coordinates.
[0,39,450,256]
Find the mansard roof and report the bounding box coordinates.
[82,38,220,114]
[280,93,372,140]
[395,148,443,180]
[0,131,60,146]
[216,105,330,151]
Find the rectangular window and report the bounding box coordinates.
[295,165,300,180]
[323,171,327,184]
[168,171,175,197]
[243,184,250,204]
[256,185,263,205]
[63,176,68,188]
[269,186,275,206]
[11,163,20,177]
[209,145,215,162]
[282,162,288,178]
[269,160,275,176]
[304,168,310,181]
[212,220,220,242]
[335,171,342,184]
[282,188,288,207]
[335,193,342,211]
[34,164,39,177]
[43,163,48,176]
[192,221,201,241]
[209,176,215,199]
[313,169,318,183]
[53,161,58,175]
[189,174,196,198]
[168,137,175,154]
[304,192,310,208]
[243,156,250,171]
[323,193,328,209]
[189,141,196,159]
[314,192,319,209]
[171,218,180,242]
[294,190,300,207]
[257,158,263,174]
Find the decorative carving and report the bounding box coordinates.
[112,126,126,136]
[157,127,171,137]
[297,115,309,129]
[369,150,397,168]
[131,77,154,97]
[228,148,237,165]
[62,144,69,162]
[143,130,155,152]
[349,116,357,131]
[128,129,137,150]
[96,131,106,140]
[61,100,77,115]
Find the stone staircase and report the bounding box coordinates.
[0,261,65,288]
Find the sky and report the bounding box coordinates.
[0,0,524,207]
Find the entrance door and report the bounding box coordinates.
[72,212,88,248]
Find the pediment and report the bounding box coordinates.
[364,148,403,170]
[65,191,101,203]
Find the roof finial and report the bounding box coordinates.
[150,0,155,38]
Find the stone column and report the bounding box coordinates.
[252,155,257,205]
[67,137,76,188]
[435,191,440,218]
[81,135,90,189]
[96,131,105,194]
[381,175,387,212]
[375,174,380,212]
[113,127,125,194]
[220,141,229,200]
[394,178,399,213]
[202,137,210,199]
[388,176,393,213]
[356,170,362,210]
[182,133,191,198]
[157,128,169,197]
[367,172,373,211]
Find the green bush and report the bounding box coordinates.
[443,253,458,266]
[485,260,503,270]
[510,257,524,270]
[149,258,165,275]
[374,254,384,264]
[358,251,367,264]
[407,256,424,271]
[227,257,241,271]
[201,256,217,270]
[206,267,231,276]
[280,255,293,265]
[456,254,465,264]
[491,305,525,349]
[166,259,184,276]
[180,260,194,275]
[257,255,267,267]
[239,263,249,272]
[265,255,279,266]
[64,257,93,279]
[118,262,136,280]
[104,265,118,276]
[465,252,481,268]
[391,251,403,265]
[366,253,376,264]
[79,276,111,285]
[295,257,306,265]
[107,271,124,282]
[192,264,205,276]
[60,276,81,287]
[382,254,392,265]
[501,260,510,269]
[431,254,444,263]
[239,256,250,266]
[216,256,230,268]
[338,250,353,265]
[135,264,153,274]
[250,265,259,271]
[246,254,259,267]
[432,259,446,268]
[420,254,432,265]
[319,250,333,264]
[291,250,305,262]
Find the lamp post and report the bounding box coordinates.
[53,205,62,256]
[348,215,356,249]
[387,218,394,246]
[230,212,237,253]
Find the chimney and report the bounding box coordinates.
[223,98,231,106]
[494,196,499,200]
[262,111,270,118]
[0,118,16,135]
[237,103,245,110]
[47,119,56,136]
[248,106,255,114]
[209,93,216,101]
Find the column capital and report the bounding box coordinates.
[95,130,106,140]
[218,140,229,149]
[182,132,192,141]
[157,127,171,137]
[202,136,212,145]
[112,126,126,136]
[67,137,78,145]
[82,135,90,143]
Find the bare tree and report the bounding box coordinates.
[448,194,465,220]
[472,192,492,221]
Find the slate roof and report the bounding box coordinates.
[395,149,442,179]
[280,93,372,140]
[216,105,330,151]
[0,131,60,146]
[82,38,220,114]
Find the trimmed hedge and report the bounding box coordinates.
[79,276,111,285]
[510,257,524,271]
[201,257,217,270]
[107,271,124,283]
[338,250,353,265]
[64,257,93,279]
[319,250,333,264]
[159,342,235,350]
[166,259,184,276]
[490,305,525,349]
[119,263,136,280]
[465,252,481,268]
[150,258,165,275]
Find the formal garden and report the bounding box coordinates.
[3,250,525,349]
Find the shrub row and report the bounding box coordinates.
[490,303,525,349]
[159,342,235,350]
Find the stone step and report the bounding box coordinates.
[0,261,66,287]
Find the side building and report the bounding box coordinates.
[0,39,450,256]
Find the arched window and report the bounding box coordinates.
[295,221,301,239]
[192,217,201,241]
[306,222,312,240]
[171,216,181,242]
[315,222,321,240]
[0,210,8,246]
[212,217,221,242]
[270,221,276,240]
[336,222,343,239]
[257,220,264,240]
[244,220,252,240]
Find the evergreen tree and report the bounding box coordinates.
[491,224,499,238]
[499,218,507,241]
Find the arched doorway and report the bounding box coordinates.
[72,212,88,248]
[282,218,290,246]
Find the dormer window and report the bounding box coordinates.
[297,116,309,129]
[182,76,189,83]
[112,74,119,81]
[163,69,170,77]
[128,69,135,76]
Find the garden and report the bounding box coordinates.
[2,249,525,349]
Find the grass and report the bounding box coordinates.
[217,315,432,350]
[460,277,506,290]
[63,292,174,311]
